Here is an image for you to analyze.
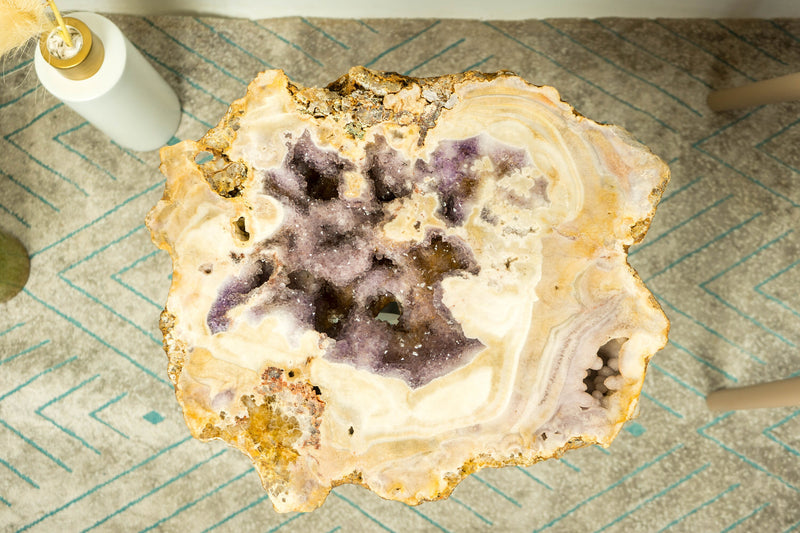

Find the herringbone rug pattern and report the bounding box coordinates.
[1,16,798,532]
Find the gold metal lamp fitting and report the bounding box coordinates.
[39,17,105,80]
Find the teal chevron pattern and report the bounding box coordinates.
[1,16,799,532]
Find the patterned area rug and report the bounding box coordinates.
[1,16,799,532]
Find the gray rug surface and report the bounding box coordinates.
[1,15,799,533]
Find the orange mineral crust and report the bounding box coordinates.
[146,67,670,512]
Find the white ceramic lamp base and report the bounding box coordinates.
[34,12,181,152]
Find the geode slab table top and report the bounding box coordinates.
[146,67,670,512]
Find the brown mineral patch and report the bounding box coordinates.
[287,66,516,144]
[241,394,302,463]
[200,422,222,440]
[158,310,186,386]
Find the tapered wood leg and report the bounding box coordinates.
[708,72,800,111]
[707,377,800,411]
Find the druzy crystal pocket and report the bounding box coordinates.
[146,67,670,512]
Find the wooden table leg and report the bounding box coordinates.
[707,376,800,411]
[708,72,800,111]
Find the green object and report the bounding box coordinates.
[0,231,30,303]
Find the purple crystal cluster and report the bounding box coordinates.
[208,131,530,388]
